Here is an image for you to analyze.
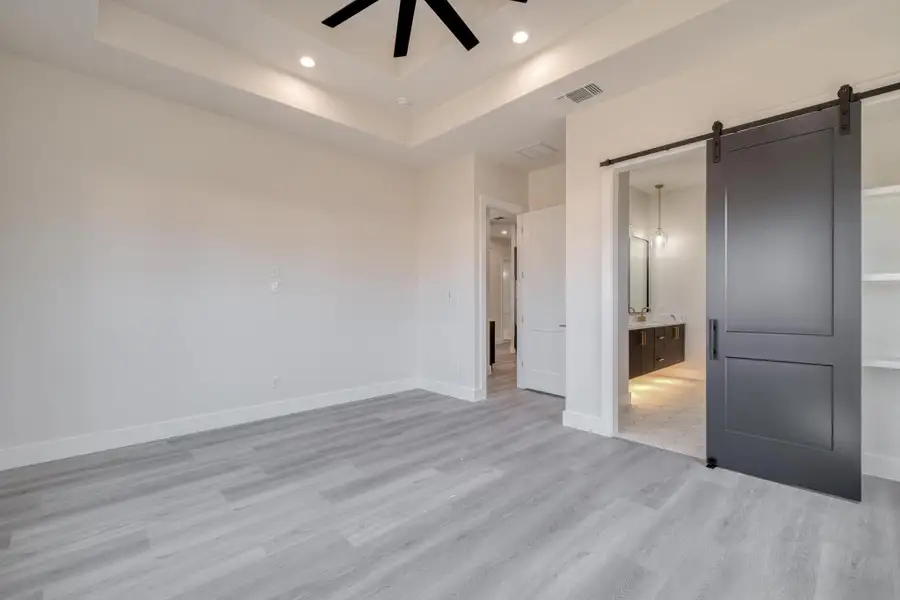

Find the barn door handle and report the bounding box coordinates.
[708,319,719,360]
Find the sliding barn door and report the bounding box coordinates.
[707,105,862,500]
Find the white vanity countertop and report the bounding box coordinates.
[628,319,685,331]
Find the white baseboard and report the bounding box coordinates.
[0,379,417,472]
[563,410,613,437]
[864,452,900,483]
[415,379,481,402]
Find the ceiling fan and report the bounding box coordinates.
[322,0,529,58]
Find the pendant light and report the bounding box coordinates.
[653,183,668,249]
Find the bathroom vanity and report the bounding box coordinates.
[628,322,686,379]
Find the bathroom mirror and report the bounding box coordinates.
[629,236,650,313]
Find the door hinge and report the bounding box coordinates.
[838,84,853,136]
[711,121,723,164]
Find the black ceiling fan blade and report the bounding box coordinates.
[394,0,417,57]
[322,0,382,28]
[423,0,479,51]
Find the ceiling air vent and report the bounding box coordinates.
[516,142,559,160]
[559,83,603,104]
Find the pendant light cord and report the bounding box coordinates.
[656,184,663,229]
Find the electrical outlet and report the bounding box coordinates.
[271,266,280,278]
[270,281,280,294]
[272,376,280,389]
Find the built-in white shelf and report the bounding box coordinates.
[864,358,900,370]
[865,185,900,198]
[863,273,900,282]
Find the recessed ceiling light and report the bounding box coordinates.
[397,97,411,107]
[299,56,316,68]
[512,31,529,44]
[502,230,508,235]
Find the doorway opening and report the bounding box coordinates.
[617,148,707,458]
[477,196,566,401]
[486,207,518,398]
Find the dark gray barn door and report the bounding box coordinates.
[706,105,861,501]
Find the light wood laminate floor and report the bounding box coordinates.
[1,389,898,600]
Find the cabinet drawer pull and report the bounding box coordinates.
[657,358,666,362]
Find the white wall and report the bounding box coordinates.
[528,164,566,211]
[629,187,653,240]
[476,158,529,209]
[864,100,900,188]
[415,156,477,399]
[648,186,706,379]
[0,53,418,469]
[565,0,900,475]
[414,155,526,401]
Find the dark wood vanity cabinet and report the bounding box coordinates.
[629,324,685,379]
[629,329,653,379]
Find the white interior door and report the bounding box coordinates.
[518,205,566,396]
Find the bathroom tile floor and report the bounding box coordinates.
[619,371,706,459]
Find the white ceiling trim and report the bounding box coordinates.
[92,0,736,149]
[98,1,410,144]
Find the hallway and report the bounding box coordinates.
[488,343,517,398]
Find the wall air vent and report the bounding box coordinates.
[516,142,559,160]
[559,83,603,104]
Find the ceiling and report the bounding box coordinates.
[490,222,514,239]
[0,0,871,170]
[115,0,625,110]
[630,149,707,194]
